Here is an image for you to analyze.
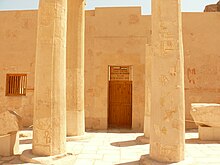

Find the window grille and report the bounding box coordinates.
[6,74,27,96]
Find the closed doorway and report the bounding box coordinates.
[108,66,132,128]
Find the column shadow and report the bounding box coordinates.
[140,154,178,165]
[111,140,139,147]
[111,136,149,147]
[115,160,140,165]
[20,139,32,144]
[186,138,220,144]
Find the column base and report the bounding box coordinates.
[66,132,93,142]
[20,149,76,164]
[140,155,192,165]
[67,110,85,136]
[136,135,149,144]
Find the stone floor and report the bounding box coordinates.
[0,129,220,165]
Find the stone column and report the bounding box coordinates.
[66,0,85,136]
[150,0,185,162]
[144,44,151,138]
[33,0,67,156]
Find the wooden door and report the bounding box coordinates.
[108,81,132,128]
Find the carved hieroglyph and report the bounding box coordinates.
[33,0,67,156]
[150,0,185,162]
[66,0,85,136]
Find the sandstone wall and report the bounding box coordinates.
[85,7,151,130]
[182,12,220,128]
[85,9,220,130]
[0,8,219,129]
[0,10,37,126]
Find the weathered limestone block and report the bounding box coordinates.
[0,111,21,135]
[204,1,220,12]
[190,103,220,127]
[0,132,19,156]
[204,4,218,12]
[199,126,220,141]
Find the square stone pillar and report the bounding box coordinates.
[66,0,85,136]
[33,0,67,156]
[150,0,185,162]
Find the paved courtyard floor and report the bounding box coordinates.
[0,129,220,165]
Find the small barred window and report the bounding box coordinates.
[6,74,27,96]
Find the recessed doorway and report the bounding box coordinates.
[108,66,132,128]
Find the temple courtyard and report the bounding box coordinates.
[0,129,220,165]
[0,0,219,164]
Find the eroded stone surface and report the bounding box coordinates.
[0,111,21,135]
[199,125,220,141]
[204,4,218,12]
[33,0,67,156]
[66,0,86,136]
[144,44,151,138]
[0,132,19,156]
[190,103,220,127]
[150,0,185,162]
[204,1,220,12]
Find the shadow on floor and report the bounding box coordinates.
[86,129,142,133]
[111,140,139,147]
[20,139,32,144]
[0,155,23,164]
[111,136,149,147]
[140,154,174,165]
[115,160,140,165]
[185,129,198,133]
[186,138,220,144]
